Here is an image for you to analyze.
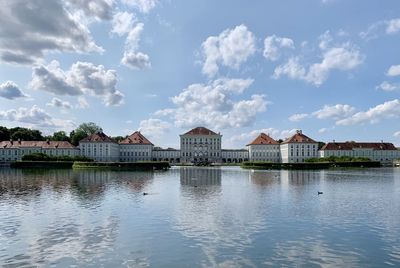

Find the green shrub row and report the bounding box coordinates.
[73,161,170,170]
[305,156,371,163]
[21,153,93,162]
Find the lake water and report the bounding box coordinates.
[0,167,400,267]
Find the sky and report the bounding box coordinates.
[0,0,400,149]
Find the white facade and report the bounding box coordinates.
[120,144,152,162]
[248,144,280,162]
[0,141,79,162]
[152,148,181,163]
[221,149,249,163]
[280,131,318,163]
[79,131,120,162]
[319,142,400,164]
[180,127,222,164]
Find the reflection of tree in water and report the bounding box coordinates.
[249,170,280,187]
[175,167,266,267]
[0,169,74,199]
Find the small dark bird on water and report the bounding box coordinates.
[143,192,149,195]
[318,191,323,195]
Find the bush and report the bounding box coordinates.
[21,153,93,162]
[305,156,371,163]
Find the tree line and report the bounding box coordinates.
[0,122,128,146]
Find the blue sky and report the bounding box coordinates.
[0,0,400,148]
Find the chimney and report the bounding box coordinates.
[296,130,302,134]
[10,139,13,145]
[18,138,21,144]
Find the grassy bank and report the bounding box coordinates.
[72,161,170,171]
[241,161,381,170]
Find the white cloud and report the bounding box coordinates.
[155,78,268,130]
[274,44,364,86]
[376,81,400,92]
[0,81,28,100]
[67,0,114,21]
[201,25,256,77]
[125,22,144,51]
[46,97,72,109]
[263,35,294,61]
[111,11,135,36]
[0,0,103,64]
[121,51,151,70]
[312,104,356,119]
[122,0,157,13]
[361,18,400,40]
[30,60,124,106]
[386,19,400,34]
[289,113,309,122]
[394,131,400,138]
[0,105,75,130]
[337,99,400,125]
[387,65,400,77]
[318,128,328,134]
[138,118,171,138]
[77,96,89,109]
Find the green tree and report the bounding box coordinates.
[76,122,101,135]
[0,126,10,141]
[70,130,87,146]
[111,135,127,142]
[10,127,44,141]
[52,131,70,142]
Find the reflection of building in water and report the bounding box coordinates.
[249,170,280,187]
[280,170,321,185]
[180,167,221,186]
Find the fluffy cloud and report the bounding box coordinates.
[274,44,364,86]
[155,78,268,129]
[30,60,124,106]
[360,18,400,40]
[46,98,72,109]
[289,113,309,122]
[67,0,114,21]
[0,81,27,100]
[312,104,356,119]
[122,0,157,13]
[288,104,356,122]
[111,11,135,36]
[202,25,256,77]
[337,99,400,125]
[0,105,75,130]
[376,81,400,92]
[121,51,151,70]
[0,0,102,64]
[138,118,171,137]
[110,12,151,70]
[263,35,294,61]
[387,65,400,77]
[394,131,400,138]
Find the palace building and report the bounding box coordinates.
[179,127,222,164]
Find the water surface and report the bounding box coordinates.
[0,167,399,267]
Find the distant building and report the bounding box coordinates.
[319,142,400,164]
[221,149,249,163]
[0,140,78,162]
[247,133,280,162]
[280,130,318,163]
[180,127,222,164]
[152,147,180,163]
[79,130,119,162]
[119,131,153,162]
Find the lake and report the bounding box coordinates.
[0,167,400,267]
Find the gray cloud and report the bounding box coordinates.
[67,0,115,21]
[0,81,27,100]
[121,51,151,70]
[46,98,72,109]
[30,60,124,106]
[0,0,103,64]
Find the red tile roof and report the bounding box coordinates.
[321,142,398,151]
[79,131,116,143]
[0,140,76,149]
[183,127,219,135]
[119,131,153,145]
[247,133,278,146]
[282,130,317,144]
